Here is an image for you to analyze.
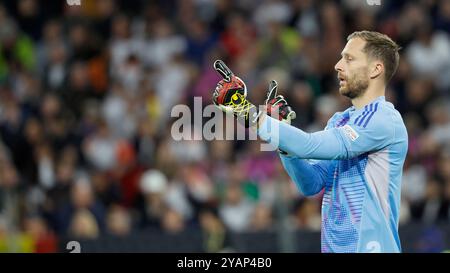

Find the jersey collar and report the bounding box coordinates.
[348,96,385,115]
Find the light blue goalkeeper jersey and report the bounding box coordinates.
[257,96,408,253]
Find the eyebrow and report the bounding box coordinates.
[341,52,355,58]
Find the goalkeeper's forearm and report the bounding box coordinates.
[279,154,327,196]
[254,114,348,160]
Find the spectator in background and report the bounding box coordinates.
[109,14,141,73]
[306,94,340,132]
[142,18,187,68]
[23,214,58,253]
[183,19,218,66]
[0,5,36,82]
[15,0,44,41]
[61,61,96,120]
[289,0,320,38]
[435,0,450,33]
[42,42,68,91]
[91,171,122,208]
[35,141,55,190]
[0,215,34,253]
[219,183,255,233]
[152,55,191,126]
[402,161,427,206]
[173,163,215,220]
[36,19,65,77]
[92,0,117,41]
[258,19,301,70]
[406,22,450,92]
[410,176,447,224]
[249,203,274,232]
[0,160,21,230]
[135,169,169,229]
[68,209,100,239]
[425,99,450,150]
[101,81,138,139]
[82,119,117,171]
[164,177,194,224]
[161,208,185,234]
[67,22,97,63]
[55,177,106,236]
[291,198,321,231]
[220,12,257,63]
[42,155,75,229]
[288,81,315,129]
[254,0,292,32]
[134,115,157,167]
[199,208,232,253]
[106,204,132,237]
[116,54,143,94]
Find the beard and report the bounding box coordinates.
[339,68,369,99]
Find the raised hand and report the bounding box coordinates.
[212,60,260,128]
[264,80,296,124]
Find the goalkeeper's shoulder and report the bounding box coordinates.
[370,100,409,153]
[359,100,404,131]
[350,100,407,144]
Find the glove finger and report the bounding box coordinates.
[214,60,234,82]
[287,109,296,120]
[234,76,248,97]
[281,111,296,124]
[273,95,286,106]
[266,80,278,103]
[216,104,234,115]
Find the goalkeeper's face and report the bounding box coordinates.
[335,38,370,99]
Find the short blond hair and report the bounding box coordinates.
[348,31,401,83]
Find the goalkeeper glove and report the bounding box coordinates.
[264,80,296,124]
[212,60,262,128]
[264,80,296,155]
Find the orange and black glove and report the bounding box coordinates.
[212,60,261,128]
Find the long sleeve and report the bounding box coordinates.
[280,154,334,196]
[257,110,394,160]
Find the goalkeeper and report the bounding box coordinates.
[212,31,408,253]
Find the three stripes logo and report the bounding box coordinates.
[354,102,379,128]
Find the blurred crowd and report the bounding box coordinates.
[0,0,449,252]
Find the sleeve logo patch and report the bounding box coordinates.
[342,125,359,142]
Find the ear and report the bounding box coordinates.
[369,61,384,80]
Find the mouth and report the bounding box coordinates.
[338,75,346,85]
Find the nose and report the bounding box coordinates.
[335,58,343,72]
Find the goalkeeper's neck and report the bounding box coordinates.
[351,82,386,110]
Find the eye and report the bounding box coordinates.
[345,56,353,61]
